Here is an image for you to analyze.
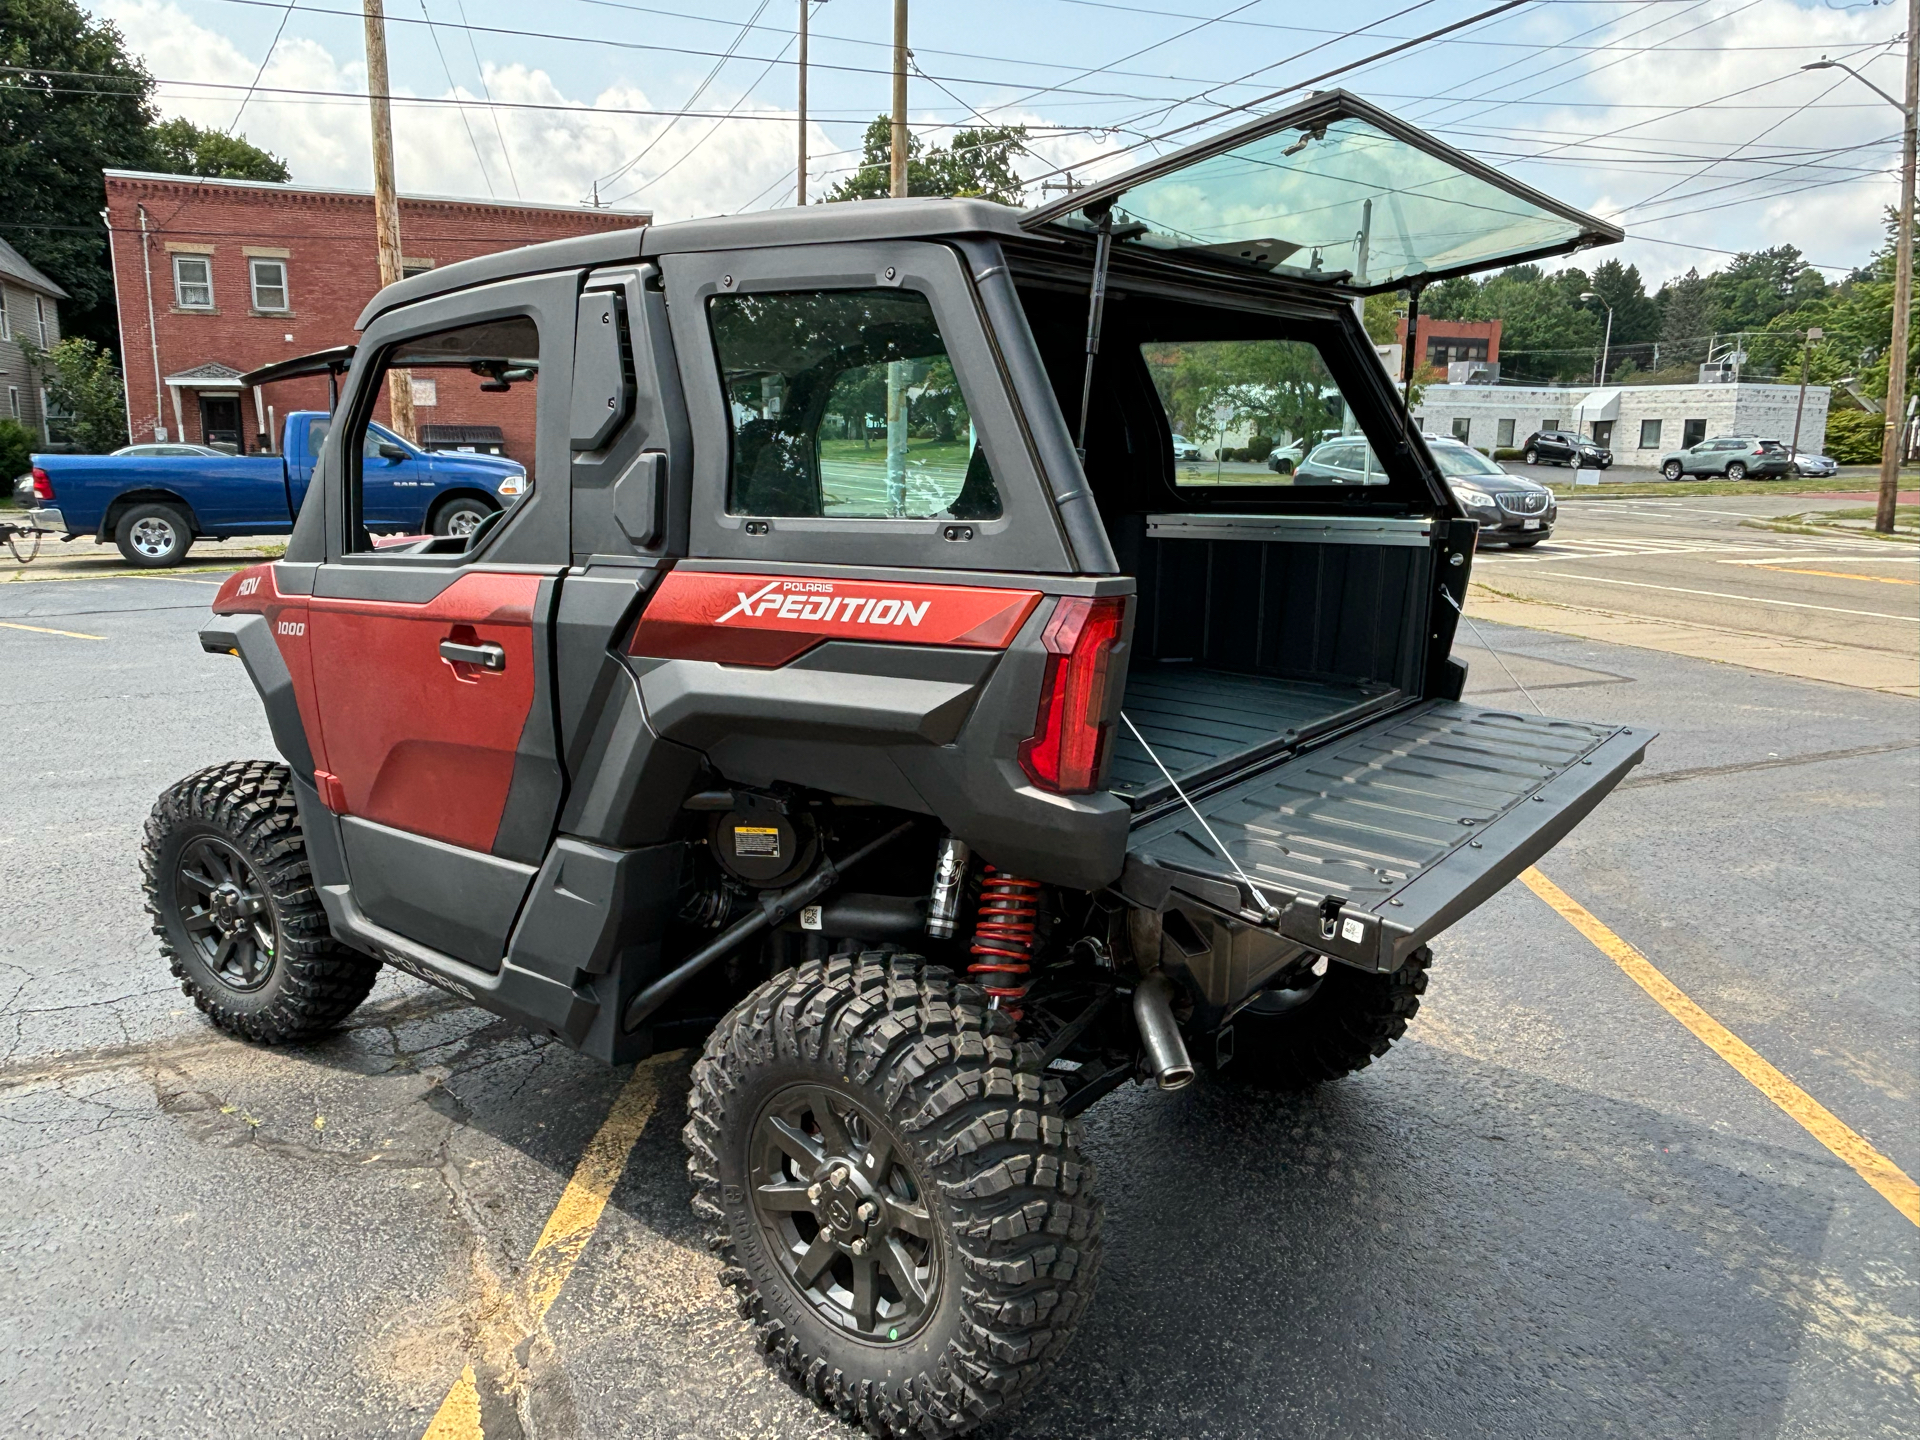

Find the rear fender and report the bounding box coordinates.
[203,562,323,782]
[100,488,203,543]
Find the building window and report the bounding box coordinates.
[34,295,48,344]
[402,258,436,279]
[7,387,18,420]
[1682,417,1707,448]
[1450,416,1472,443]
[250,258,289,312]
[1639,418,1661,449]
[173,254,214,309]
[1496,418,1515,448]
[0,292,10,342]
[1542,418,1561,433]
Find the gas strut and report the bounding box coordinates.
[623,821,916,1032]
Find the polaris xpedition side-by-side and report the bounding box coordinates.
[145,93,1650,1437]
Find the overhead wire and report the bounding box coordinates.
[456,0,521,196]
[227,0,296,133]
[418,0,496,196]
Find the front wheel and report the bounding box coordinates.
[1726,462,1747,480]
[1662,460,1684,481]
[142,761,379,1043]
[1215,947,1432,1092]
[430,495,494,538]
[1523,449,1538,465]
[115,502,194,567]
[685,955,1101,1438]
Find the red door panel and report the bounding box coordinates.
[306,571,542,852]
[212,563,328,774]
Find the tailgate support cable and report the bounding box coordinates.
[1440,588,1544,716]
[1120,711,1281,925]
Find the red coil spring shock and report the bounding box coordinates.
[968,868,1041,1019]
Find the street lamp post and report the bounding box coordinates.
[1580,291,1614,387]
[1792,326,1825,462]
[1808,29,1918,533]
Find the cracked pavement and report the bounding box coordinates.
[2,568,1915,1438]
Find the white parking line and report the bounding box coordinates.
[1529,571,1919,621]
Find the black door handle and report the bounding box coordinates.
[440,638,506,671]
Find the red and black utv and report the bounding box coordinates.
[145,92,1647,1437]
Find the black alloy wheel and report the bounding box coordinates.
[748,1083,941,1343]
[1663,460,1684,480]
[174,835,278,990]
[1727,462,1747,480]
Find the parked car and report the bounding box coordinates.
[1658,436,1793,481]
[26,411,526,567]
[111,442,228,458]
[1427,436,1556,546]
[1169,433,1203,461]
[1267,428,1342,474]
[1294,434,1387,483]
[1521,428,1611,469]
[1791,450,1839,478]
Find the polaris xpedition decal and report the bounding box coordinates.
[628,570,1043,667]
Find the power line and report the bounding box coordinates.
[418,0,496,196]
[456,0,521,196]
[227,0,296,134]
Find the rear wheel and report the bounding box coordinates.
[1662,460,1684,480]
[1215,947,1432,1092]
[115,503,194,567]
[1523,448,1539,465]
[143,761,379,1043]
[1726,462,1747,480]
[685,954,1101,1439]
[430,494,494,538]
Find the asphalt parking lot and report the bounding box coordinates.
[2,495,1916,1439]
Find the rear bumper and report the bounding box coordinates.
[25,507,66,533]
[1119,701,1652,991]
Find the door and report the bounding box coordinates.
[199,392,242,450]
[305,286,575,971]
[357,423,434,531]
[1590,420,1613,450]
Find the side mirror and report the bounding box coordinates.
[378,442,407,462]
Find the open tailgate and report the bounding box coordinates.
[1119,701,1651,973]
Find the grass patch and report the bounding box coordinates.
[1546,477,1900,500]
[1809,504,1919,527]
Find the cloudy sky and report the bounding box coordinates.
[89,0,1907,286]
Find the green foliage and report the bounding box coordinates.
[825,117,1028,205]
[1823,407,1884,464]
[0,417,35,486]
[149,117,288,181]
[0,0,289,346]
[1140,339,1342,447]
[19,335,127,451]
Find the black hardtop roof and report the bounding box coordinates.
[356,196,1031,328]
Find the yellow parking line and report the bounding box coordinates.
[1758,566,1919,586]
[1522,868,1919,1226]
[0,619,107,640]
[419,1059,664,1439]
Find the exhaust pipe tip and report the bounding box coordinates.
[1132,970,1196,1092]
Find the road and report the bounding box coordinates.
[1,502,1915,1439]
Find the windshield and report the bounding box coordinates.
[1430,445,1503,479]
[1025,92,1620,291]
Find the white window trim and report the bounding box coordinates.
[249,257,290,312]
[0,291,10,342]
[172,254,214,310]
[7,386,19,420]
[34,295,48,345]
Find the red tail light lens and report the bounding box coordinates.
[31,467,53,501]
[1018,596,1126,795]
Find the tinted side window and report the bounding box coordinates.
[708,287,1000,520]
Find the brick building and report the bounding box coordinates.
[0,236,66,440]
[104,172,648,457]
[1394,315,1502,380]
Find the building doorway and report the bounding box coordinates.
[1590,420,1614,449]
[199,393,242,451]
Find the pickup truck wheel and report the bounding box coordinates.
[1216,946,1432,1093]
[142,760,379,1044]
[115,503,193,567]
[685,953,1101,1439]
[430,496,494,538]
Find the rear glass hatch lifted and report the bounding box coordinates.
[1015,89,1642,973]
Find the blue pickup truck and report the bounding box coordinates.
[24,410,526,567]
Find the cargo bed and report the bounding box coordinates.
[1119,701,1651,974]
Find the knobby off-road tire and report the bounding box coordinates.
[143,760,379,1043]
[1217,946,1433,1093]
[684,954,1102,1439]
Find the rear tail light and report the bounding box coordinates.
[31,467,53,501]
[1018,596,1126,795]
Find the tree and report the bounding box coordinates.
[0,0,288,347]
[825,116,1028,205]
[1657,268,1716,371]
[20,336,127,451]
[150,117,288,181]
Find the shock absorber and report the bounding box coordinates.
[968,868,1041,1019]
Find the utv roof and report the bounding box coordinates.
[357,197,1029,327]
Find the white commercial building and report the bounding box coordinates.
[1413,380,1831,465]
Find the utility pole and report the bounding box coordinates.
[362,0,416,441]
[1791,326,1824,461]
[885,0,909,513]
[796,0,810,204]
[890,0,909,200]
